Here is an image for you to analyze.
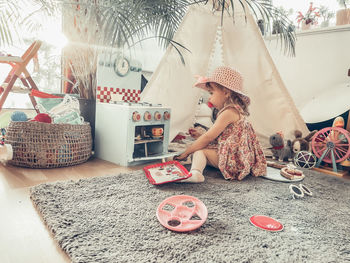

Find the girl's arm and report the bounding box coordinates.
[175,108,239,160]
[189,126,206,139]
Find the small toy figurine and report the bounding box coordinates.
[269,131,293,162]
[332,116,345,128]
[291,130,317,156]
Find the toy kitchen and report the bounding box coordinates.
[94,52,178,166]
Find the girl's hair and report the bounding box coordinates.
[206,82,250,116]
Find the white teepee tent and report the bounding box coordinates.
[141,3,309,151]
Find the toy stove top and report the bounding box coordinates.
[109,101,162,107]
[101,100,171,123]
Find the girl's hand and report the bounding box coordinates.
[174,152,189,161]
[189,127,204,139]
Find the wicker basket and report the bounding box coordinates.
[5,121,92,168]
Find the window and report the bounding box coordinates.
[0,2,66,109]
[272,0,341,27]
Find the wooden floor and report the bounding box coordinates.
[0,157,145,263]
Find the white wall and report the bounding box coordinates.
[265,25,350,122]
[131,38,165,73]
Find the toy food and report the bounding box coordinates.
[280,166,304,180]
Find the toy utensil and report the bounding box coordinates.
[156,195,208,232]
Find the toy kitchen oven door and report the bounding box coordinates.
[94,53,177,166]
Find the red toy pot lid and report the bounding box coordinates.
[249,215,283,232]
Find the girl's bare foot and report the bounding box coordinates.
[179,169,205,183]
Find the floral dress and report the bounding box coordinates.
[211,104,267,180]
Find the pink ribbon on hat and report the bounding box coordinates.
[194,75,209,84]
[193,75,210,89]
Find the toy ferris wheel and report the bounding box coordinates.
[311,127,350,172]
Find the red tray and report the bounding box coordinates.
[143,160,191,185]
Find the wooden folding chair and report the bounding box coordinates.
[0,40,42,113]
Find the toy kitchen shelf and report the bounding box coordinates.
[134,137,166,158]
[134,138,163,144]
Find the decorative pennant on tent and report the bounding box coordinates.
[194,25,225,127]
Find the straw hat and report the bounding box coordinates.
[193,66,250,105]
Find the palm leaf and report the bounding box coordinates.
[0,1,19,46]
[1,0,296,57]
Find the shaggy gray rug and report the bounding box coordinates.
[30,167,350,263]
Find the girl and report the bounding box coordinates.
[174,66,266,182]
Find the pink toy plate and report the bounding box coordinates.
[143,160,191,185]
[156,195,208,232]
[249,215,284,232]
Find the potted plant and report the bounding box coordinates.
[336,0,350,25]
[319,6,335,27]
[296,2,320,30]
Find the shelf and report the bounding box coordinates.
[132,151,179,162]
[296,24,350,37]
[264,24,350,40]
[134,138,163,144]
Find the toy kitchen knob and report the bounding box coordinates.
[154,111,162,121]
[132,111,141,122]
[144,111,152,121]
[163,111,170,120]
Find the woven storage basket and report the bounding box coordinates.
[5,121,92,168]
